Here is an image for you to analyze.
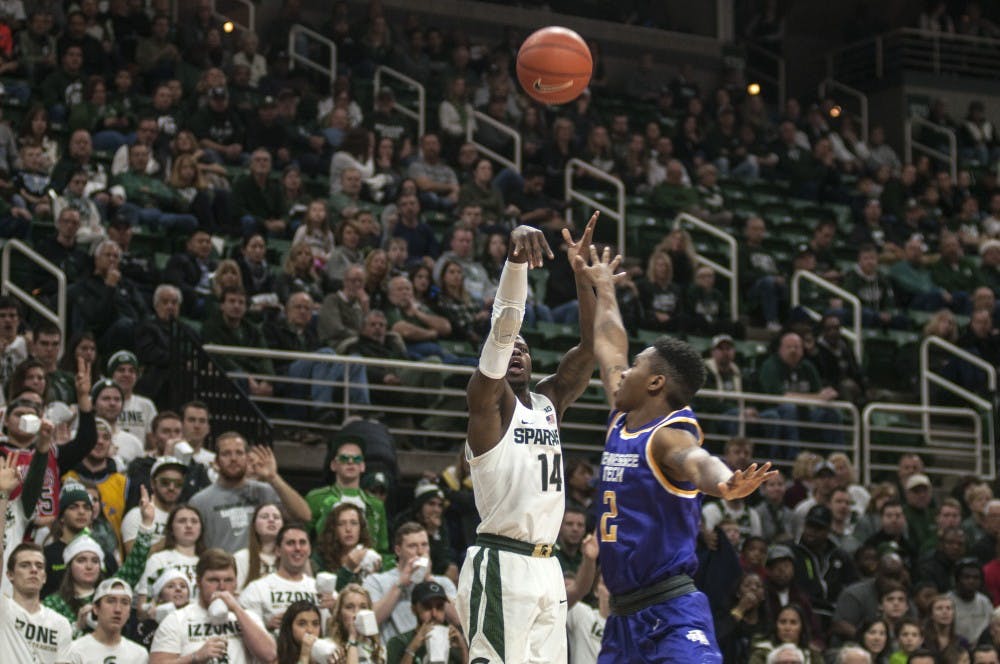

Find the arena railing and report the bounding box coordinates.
[675,212,739,322]
[169,324,273,445]
[288,24,338,86]
[905,116,957,181]
[861,402,987,485]
[919,335,997,453]
[467,111,521,174]
[210,0,255,34]
[374,66,426,139]
[201,344,861,465]
[828,27,1000,86]
[564,158,625,254]
[818,78,869,144]
[790,269,862,360]
[1,239,65,355]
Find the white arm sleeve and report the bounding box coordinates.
[478,260,528,379]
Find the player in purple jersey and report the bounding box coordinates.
[576,246,777,663]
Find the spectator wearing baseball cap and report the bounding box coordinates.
[791,504,859,627]
[106,350,158,441]
[903,473,935,552]
[393,481,457,583]
[698,334,759,438]
[385,580,468,664]
[120,456,185,553]
[762,544,822,639]
[790,461,839,540]
[64,578,148,661]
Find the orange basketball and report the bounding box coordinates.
[517,26,592,105]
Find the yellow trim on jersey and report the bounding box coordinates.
[605,411,627,442]
[643,419,702,499]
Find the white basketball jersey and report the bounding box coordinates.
[468,392,564,545]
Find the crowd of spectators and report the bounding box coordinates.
[0,0,998,663]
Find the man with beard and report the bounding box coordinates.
[457,214,598,663]
[188,432,310,550]
[239,524,320,633]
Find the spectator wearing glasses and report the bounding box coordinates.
[306,437,390,556]
[120,456,185,554]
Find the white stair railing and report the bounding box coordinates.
[862,402,987,484]
[818,78,869,144]
[791,270,862,360]
[564,158,625,254]
[675,212,738,321]
[288,24,337,85]
[1,240,66,354]
[906,116,957,181]
[920,335,996,449]
[467,110,521,174]
[374,66,425,138]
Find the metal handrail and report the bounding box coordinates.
[374,66,425,138]
[564,158,625,254]
[211,0,254,33]
[818,78,869,144]
[467,110,521,174]
[827,27,1000,83]
[744,41,786,108]
[861,402,986,484]
[203,344,860,459]
[1,240,65,355]
[790,270,862,360]
[675,212,738,321]
[288,24,337,85]
[906,116,957,181]
[920,335,996,451]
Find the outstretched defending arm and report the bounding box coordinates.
[575,246,629,408]
[654,427,776,498]
[466,225,553,456]
[536,212,600,419]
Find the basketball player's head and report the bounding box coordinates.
[614,337,705,412]
[504,335,532,388]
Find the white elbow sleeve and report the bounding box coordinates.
[479,260,527,379]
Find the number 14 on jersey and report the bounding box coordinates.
[537,453,563,492]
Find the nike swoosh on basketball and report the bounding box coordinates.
[532,78,573,94]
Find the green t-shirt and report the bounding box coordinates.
[305,485,391,556]
[386,628,464,664]
[757,355,821,396]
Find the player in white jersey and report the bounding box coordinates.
[459,215,601,663]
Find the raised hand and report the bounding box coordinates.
[581,532,599,560]
[574,245,626,288]
[75,356,92,410]
[509,225,554,268]
[563,210,599,273]
[139,484,155,527]
[248,445,277,483]
[0,452,22,494]
[717,462,778,500]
